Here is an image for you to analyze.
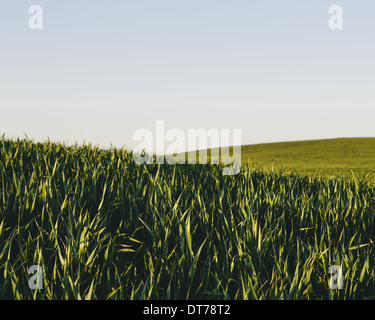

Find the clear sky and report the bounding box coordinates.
[1,1,374,151]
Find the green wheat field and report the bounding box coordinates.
[1,137,375,300]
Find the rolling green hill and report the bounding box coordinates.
[185,138,375,181]
[241,138,375,180]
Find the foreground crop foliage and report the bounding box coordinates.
[0,138,375,299]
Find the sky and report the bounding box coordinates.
[1,0,374,152]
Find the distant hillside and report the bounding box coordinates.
[182,138,375,180]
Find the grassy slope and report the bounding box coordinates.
[184,138,375,181]
[241,138,375,180]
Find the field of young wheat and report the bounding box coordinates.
[1,138,375,300]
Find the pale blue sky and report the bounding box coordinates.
[1,1,374,150]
